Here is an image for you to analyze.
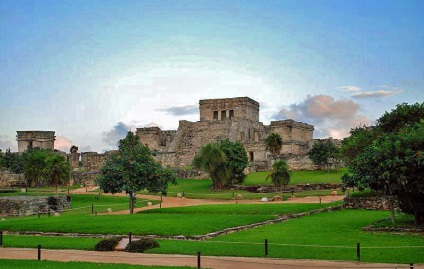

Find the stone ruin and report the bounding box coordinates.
[0,195,70,217]
[6,97,343,187]
[16,130,55,153]
[136,97,315,170]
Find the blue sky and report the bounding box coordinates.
[1,0,423,152]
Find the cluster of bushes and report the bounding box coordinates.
[0,189,18,194]
[94,237,159,253]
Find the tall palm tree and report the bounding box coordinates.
[192,143,230,190]
[265,133,283,155]
[267,160,291,191]
[44,153,71,192]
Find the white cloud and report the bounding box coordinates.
[273,95,370,139]
[352,89,404,98]
[340,85,405,99]
[339,86,362,92]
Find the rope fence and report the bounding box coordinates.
[0,243,417,269]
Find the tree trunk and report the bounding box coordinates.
[415,210,424,226]
[389,196,395,224]
[129,192,134,214]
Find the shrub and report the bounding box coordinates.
[125,238,159,253]
[0,189,18,193]
[94,237,122,251]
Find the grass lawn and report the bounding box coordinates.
[0,193,158,216]
[2,235,101,250]
[148,209,424,264]
[0,204,332,238]
[148,178,342,200]
[244,168,347,186]
[65,194,158,215]
[0,259,195,269]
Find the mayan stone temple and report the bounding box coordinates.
[136,97,315,168]
[16,131,56,153]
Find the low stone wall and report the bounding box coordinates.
[247,161,270,173]
[0,169,26,187]
[285,155,318,170]
[71,171,100,187]
[0,195,70,217]
[170,168,208,179]
[230,183,341,193]
[8,205,343,240]
[343,196,398,210]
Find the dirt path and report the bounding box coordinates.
[76,189,346,215]
[0,248,420,269]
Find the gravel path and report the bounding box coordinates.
[0,248,421,269]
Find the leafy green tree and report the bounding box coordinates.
[343,102,424,225]
[218,139,248,184]
[265,133,283,155]
[267,160,291,191]
[308,140,339,171]
[22,147,50,188]
[3,149,24,173]
[377,102,424,133]
[44,153,71,192]
[192,143,230,190]
[70,145,79,154]
[97,132,177,214]
[340,126,376,166]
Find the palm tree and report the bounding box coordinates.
[265,133,283,155]
[267,160,291,191]
[44,153,71,192]
[192,143,230,190]
[70,145,78,154]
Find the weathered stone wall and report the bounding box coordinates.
[270,120,314,155]
[67,152,80,170]
[16,130,55,153]
[199,97,259,122]
[284,155,318,170]
[71,171,100,187]
[80,151,113,171]
[0,195,70,216]
[231,183,340,193]
[170,168,208,179]
[0,169,26,187]
[343,196,399,210]
[137,97,315,169]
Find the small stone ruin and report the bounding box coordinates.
[0,195,70,217]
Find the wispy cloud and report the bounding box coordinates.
[352,89,404,98]
[156,105,198,116]
[339,85,404,99]
[339,86,362,92]
[273,95,370,139]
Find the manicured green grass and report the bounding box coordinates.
[2,235,101,250]
[148,209,424,264]
[0,212,273,236]
[244,168,347,186]
[143,203,337,215]
[0,204,333,237]
[0,193,157,216]
[373,213,420,228]
[141,169,346,200]
[0,259,195,269]
[65,194,158,215]
[147,178,341,200]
